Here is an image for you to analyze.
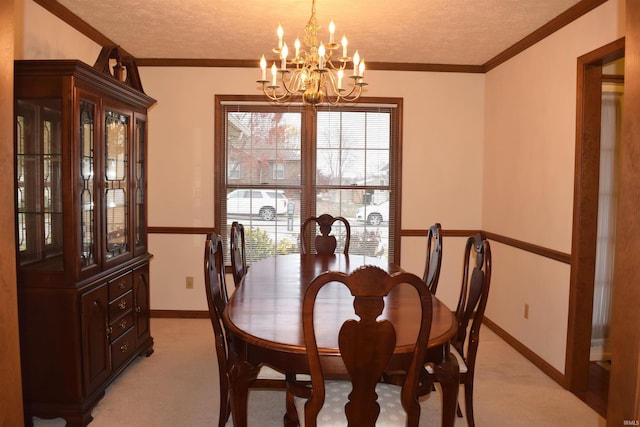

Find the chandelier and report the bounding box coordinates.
[257,0,367,106]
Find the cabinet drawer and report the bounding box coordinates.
[109,311,134,342]
[109,273,133,300]
[111,327,135,371]
[109,290,133,320]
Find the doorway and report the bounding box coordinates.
[566,38,625,418]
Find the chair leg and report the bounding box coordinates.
[284,388,300,427]
[218,391,230,427]
[464,380,476,427]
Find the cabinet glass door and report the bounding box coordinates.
[134,118,146,253]
[15,99,64,270]
[80,100,97,267]
[104,109,129,260]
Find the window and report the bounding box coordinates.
[215,96,402,265]
[273,162,285,179]
[228,160,240,179]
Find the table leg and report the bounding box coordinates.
[433,352,460,427]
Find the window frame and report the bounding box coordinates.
[214,95,403,266]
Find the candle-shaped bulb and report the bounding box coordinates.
[281,43,288,69]
[337,69,344,90]
[260,55,267,81]
[329,21,335,44]
[295,38,301,58]
[271,62,278,86]
[277,24,284,49]
[318,43,325,69]
[359,59,365,78]
[341,35,348,58]
[353,50,360,75]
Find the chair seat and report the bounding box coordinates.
[294,381,407,426]
[257,366,286,380]
[425,346,468,374]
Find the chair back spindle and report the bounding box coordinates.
[300,214,351,255]
[230,221,247,288]
[423,222,443,294]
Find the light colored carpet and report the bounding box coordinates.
[32,318,605,427]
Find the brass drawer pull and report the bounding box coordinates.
[120,342,129,352]
[119,319,128,330]
[118,282,126,290]
[118,299,127,310]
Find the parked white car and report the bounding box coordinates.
[356,201,389,225]
[227,189,289,221]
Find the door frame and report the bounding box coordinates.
[566,37,625,392]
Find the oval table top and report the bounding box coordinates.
[224,253,457,356]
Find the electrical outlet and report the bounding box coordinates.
[524,303,529,319]
[185,276,194,289]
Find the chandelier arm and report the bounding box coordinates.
[281,70,305,95]
[320,68,366,103]
[325,57,347,72]
[262,83,293,102]
[339,84,364,102]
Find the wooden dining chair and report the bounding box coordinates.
[424,232,492,427]
[286,265,433,427]
[230,221,247,288]
[300,214,351,255]
[423,222,443,294]
[204,233,286,427]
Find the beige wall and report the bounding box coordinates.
[483,0,624,372]
[14,0,624,379]
[141,66,484,311]
[15,0,101,62]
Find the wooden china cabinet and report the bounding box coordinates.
[14,47,156,427]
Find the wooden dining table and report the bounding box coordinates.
[223,253,460,427]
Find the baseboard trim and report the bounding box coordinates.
[151,310,208,319]
[483,316,567,388]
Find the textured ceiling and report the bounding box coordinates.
[55,0,583,65]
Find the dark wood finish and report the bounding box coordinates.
[575,362,609,418]
[402,229,481,237]
[423,222,443,294]
[289,266,433,426]
[150,309,209,318]
[204,234,231,427]
[205,234,287,426]
[230,221,247,288]
[437,233,491,427]
[14,52,155,427]
[567,37,625,397]
[300,214,351,255]
[135,58,486,73]
[484,231,571,264]
[224,253,459,427]
[608,1,640,424]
